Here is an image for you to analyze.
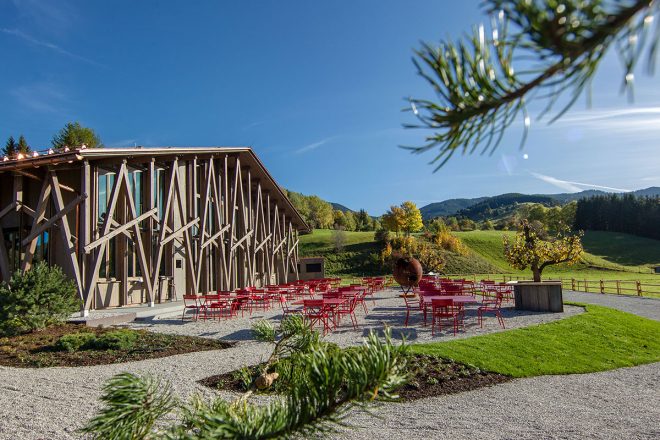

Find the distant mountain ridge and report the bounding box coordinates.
[330,202,353,213]
[419,187,660,220]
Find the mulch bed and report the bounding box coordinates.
[0,323,232,368]
[199,353,509,401]
[397,353,510,400]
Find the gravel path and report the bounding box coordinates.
[336,362,660,440]
[564,290,660,321]
[0,288,654,439]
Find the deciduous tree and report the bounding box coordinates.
[503,219,583,282]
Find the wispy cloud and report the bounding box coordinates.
[530,172,631,193]
[10,82,70,114]
[294,137,336,154]
[1,28,103,67]
[532,106,660,134]
[106,139,138,148]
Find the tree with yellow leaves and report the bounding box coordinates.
[401,201,423,235]
[503,220,583,283]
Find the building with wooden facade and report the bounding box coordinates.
[0,147,308,316]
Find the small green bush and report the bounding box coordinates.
[94,329,139,350]
[0,262,79,336]
[55,332,97,352]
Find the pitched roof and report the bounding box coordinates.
[0,146,309,231]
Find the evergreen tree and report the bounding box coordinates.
[51,122,102,149]
[3,136,17,157]
[17,135,31,154]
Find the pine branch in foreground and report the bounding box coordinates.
[82,329,408,440]
[406,0,659,169]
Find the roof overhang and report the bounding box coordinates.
[0,146,310,232]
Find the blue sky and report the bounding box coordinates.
[1,0,659,215]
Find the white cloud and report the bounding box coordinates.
[529,172,631,193]
[11,82,70,114]
[294,137,335,154]
[536,106,660,134]
[1,28,102,67]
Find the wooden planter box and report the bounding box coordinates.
[514,281,563,313]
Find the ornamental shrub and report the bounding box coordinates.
[55,332,98,352]
[0,262,79,336]
[94,329,139,350]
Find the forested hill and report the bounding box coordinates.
[420,187,660,220]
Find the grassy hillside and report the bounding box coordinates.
[454,230,660,280]
[299,229,501,276]
[300,229,660,281]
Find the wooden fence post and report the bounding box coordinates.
[571,278,576,291]
[616,280,621,295]
[600,280,605,294]
[636,281,642,296]
[584,279,588,292]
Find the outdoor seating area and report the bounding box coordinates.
[405,276,514,336]
[180,277,386,335]
[175,274,526,339]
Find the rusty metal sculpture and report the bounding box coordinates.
[393,256,423,294]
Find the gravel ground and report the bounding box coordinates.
[564,290,660,321]
[336,361,660,440]
[0,288,655,440]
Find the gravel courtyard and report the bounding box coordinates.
[0,289,657,439]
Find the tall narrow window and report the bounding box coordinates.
[98,171,117,279]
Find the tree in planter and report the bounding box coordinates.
[503,220,583,282]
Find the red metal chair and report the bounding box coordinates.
[181,295,203,321]
[336,295,359,330]
[478,291,505,328]
[431,299,463,336]
[403,294,421,327]
[249,289,271,312]
[203,295,234,320]
[279,295,302,317]
[303,299,330,334]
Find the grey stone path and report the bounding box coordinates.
[564,290,660,321]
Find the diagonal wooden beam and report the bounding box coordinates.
[161,218,199,245]
[84,207,157,253]
[50,172,84,301]
[21,194,86,246]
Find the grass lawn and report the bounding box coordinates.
[454,230,660,281]
[411,303,660,378]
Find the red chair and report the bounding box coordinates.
[431,299,463,336]
[181,295,203,321]
[403,294,421,327]
[249,289,271,312]
[279,295,302,317]
[336,296,359,330]
[203,295,234,320]
[478,291,505,328]
[303,299,330,334]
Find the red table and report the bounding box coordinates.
[292,298,347,330]
[421,295,479,305]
